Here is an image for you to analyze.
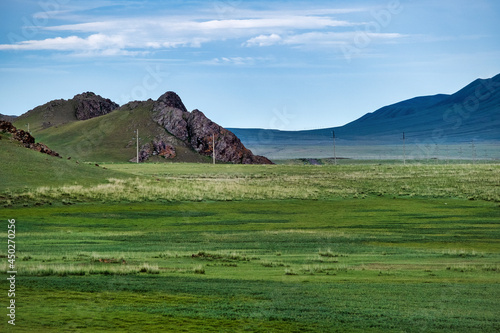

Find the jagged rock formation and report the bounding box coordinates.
[151,92,272,164]
[73,92,119,120]
[0,120,61,158]
[152,92,190,141]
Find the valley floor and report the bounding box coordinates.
[1,163,499,332]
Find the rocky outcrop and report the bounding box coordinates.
[153,91,188,113]
[0,120,61,158]
[152,92,190,141]
[153,139,176,158]
[152,92,272,164]
[73,92,119,120]
[129,137,177,163]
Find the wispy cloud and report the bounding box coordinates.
[244,31,409,48]
[0,34,124,51]
[0,3,370,56]
[207,56,275,66]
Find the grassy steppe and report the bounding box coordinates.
[1,162,499,332]
[3,163,499,204]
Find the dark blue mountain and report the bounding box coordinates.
[230,73,500,147]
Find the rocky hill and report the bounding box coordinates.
[13,91,272,164]
[15,92,119,132]
[151,92,272,164]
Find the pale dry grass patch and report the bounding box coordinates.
[19,262,160,276]
[9,164,500,203]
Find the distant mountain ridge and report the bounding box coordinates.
[0,114,18,122]
[230,73,500,149]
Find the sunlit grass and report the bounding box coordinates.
[5,163,500,204]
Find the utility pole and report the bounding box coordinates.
[471,139,476,164]
[136,129,139,164]
[333,130,337,165]
[403,132,406,165]
[212,134,216,165]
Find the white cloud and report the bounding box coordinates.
[43,14,352,34]
[244,34,282,47]
[209,56,273,66]
[0,34,125,51]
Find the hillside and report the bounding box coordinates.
[0,129,124,193]
[230,73,500,156]
[14,92,119,133]
[29,100,210,163]
[13,92,272,164]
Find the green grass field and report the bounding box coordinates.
[1,161,500,332]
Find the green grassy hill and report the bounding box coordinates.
[13,98,78,133]
[14,101,210,163]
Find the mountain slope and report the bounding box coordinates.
[338,73,500,142]
[231,73,500,151]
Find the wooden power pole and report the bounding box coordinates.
[212,134,216,165]
[136,129,139,164]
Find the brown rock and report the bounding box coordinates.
[73,92,119,120]
[153,139,176,159]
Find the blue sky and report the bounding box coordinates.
[1,0,499,130]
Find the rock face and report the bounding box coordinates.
[129,138,177,163]
[0,120,61,158]
[152,92,190,141]
[152,92,272,164]
[73,92,119,120]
